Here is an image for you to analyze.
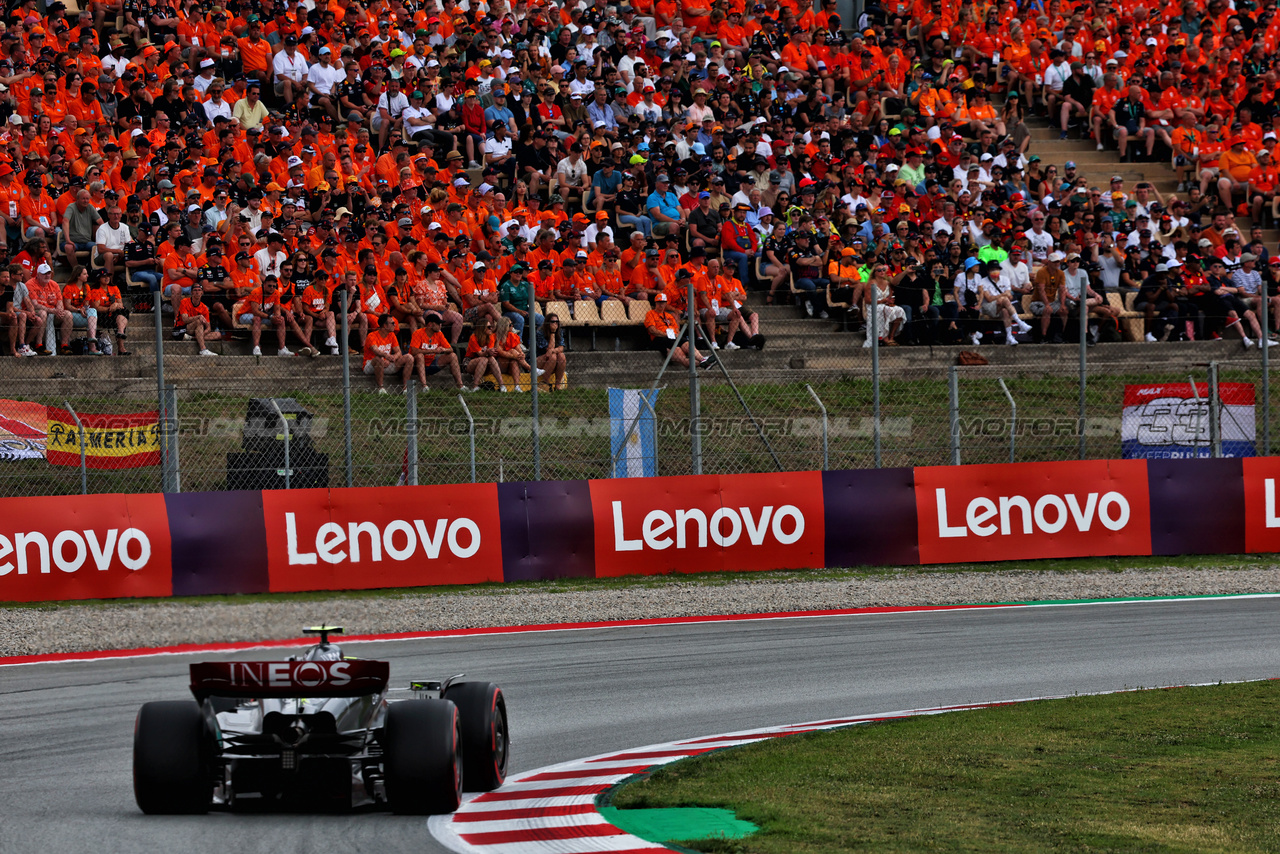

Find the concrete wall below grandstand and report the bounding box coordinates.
[0,457,1274,603]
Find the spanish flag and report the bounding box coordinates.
[44,408,161,470]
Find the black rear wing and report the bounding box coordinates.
[190,660,389,702]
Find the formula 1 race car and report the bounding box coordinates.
[133,626,508,815]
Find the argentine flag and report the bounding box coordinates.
[609,388,660,478]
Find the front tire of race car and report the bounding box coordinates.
[444,681,509,791]
[384,699,463,815]
[133,701,213,814]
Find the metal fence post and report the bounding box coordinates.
[948,365,961,465]
[688,275,701,475]
[165,385,180,492]
[154,308,175,493]
[458,393,476,483]
[870,291,881,468]
[1189,374,1204,455]
[1078,286,1088,459]
[997,378,1016,464]
[804,384,828,471]
[1262,291,1271,456]
[1209,361,1221,459]
[63,401,86,494]
[340,288,353,488]
[269,399,291,489]
[526,278,540,480]
[406,377,418,486]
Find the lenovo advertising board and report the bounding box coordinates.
[914,460,1153,564]
[2,457,1275,604]
[588,471,826,577]
[261,485,504,592]
[0,493,172,602]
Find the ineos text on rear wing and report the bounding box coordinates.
[189,660,390,702]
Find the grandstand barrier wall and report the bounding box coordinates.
[0,456,1270,603]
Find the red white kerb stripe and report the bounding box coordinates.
[427,700,1016,854]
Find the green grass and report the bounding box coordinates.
[4,552,1277,610]
[607,680,1280,853]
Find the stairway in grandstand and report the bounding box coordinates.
[1025,109,1280,250]
[16,99,1267,390]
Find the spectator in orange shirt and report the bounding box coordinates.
[175,283,219,357]
[408,312,465,389]
[237,16,273,81]
[362,312,412,393]
[492,316,533,391]
[1218,137,1257,210]
[1249,149,1278,223]
[644,291,706,368]
[463,316,505,391]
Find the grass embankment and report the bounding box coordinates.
[609,680,1280,853]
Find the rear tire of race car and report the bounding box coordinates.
[384,699,463,815]
[444,681,509,791]
[133,700,213,814]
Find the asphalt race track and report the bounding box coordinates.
[3,596,1279,854]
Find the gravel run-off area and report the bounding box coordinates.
[2,566,1280,658]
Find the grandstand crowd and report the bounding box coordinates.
[0,0,1277,385]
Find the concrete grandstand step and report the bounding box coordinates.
[6,340,1265,396]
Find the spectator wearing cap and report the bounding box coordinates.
[124,224,161,290]
[498,262,543,337]
[644,291,708,368]
[720,203,757,285]
[1030,252,1070,342]
[307,45,346,123]
[584,210,615,253]
[485,86,518,135]
[459,258,504,331]
[786,230,829,318]
[273,35,309,106]
[483,120,517,183]
[688,191,722,253]
[236,15,272,81]
[24,261,72,355]
[162,237,203,316]
[646,173,685,238]
[373,76,410,151]
[234,276,313,358]
[589,158,623,218]
[554,141,590,207]
[254,231,288,279]
[21,173,56,243]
